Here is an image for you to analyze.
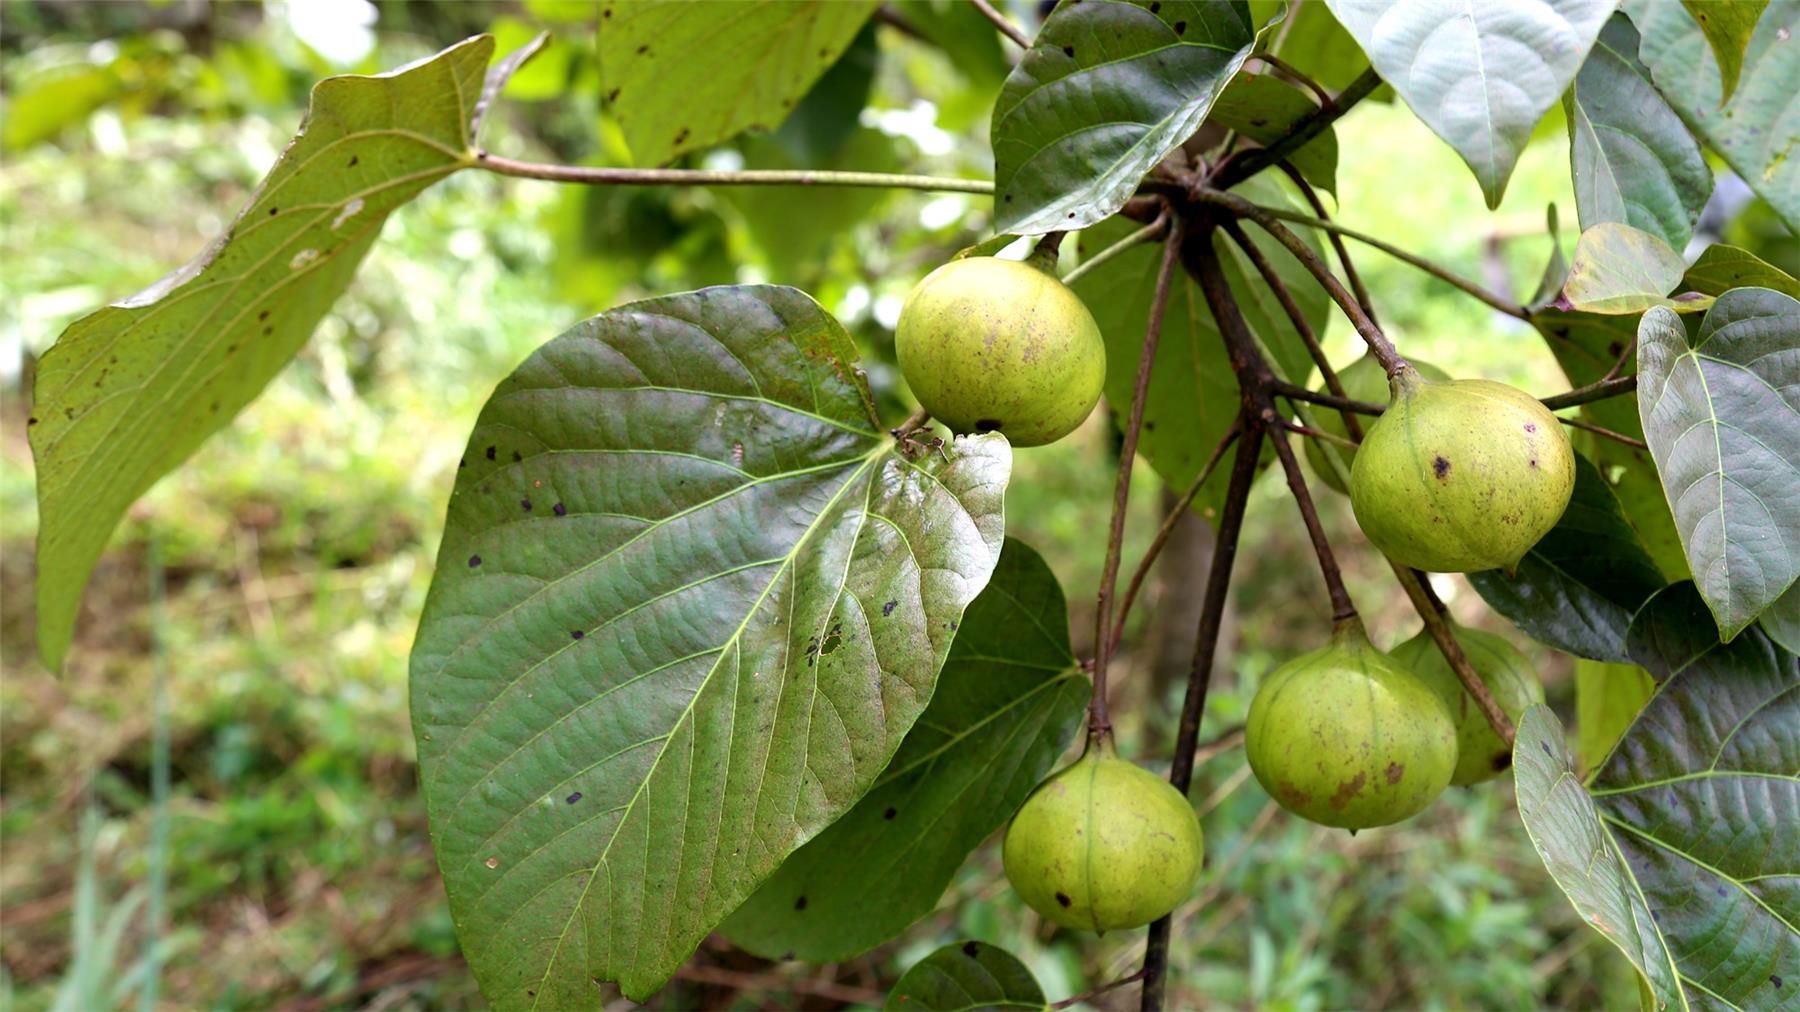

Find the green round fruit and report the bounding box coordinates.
[1349,366,1575,572]
[895,256,1105,447]
[1389,624,1545,786]
[1245,619,1457,829]
[1303,352,1450,495]
[1002,737,1203,932]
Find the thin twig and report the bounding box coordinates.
[1218,194,1531,320]
[1251,53,1333,109]
[474,151,994,193]
[1197,188,1406,373]
[1210,67,1382,188]
[1277,161,1379,330]
[1108,421,1242,658]
[1539,374,1637,410]
[1392,567,1515,743]
[1064,213,1170,286]
[1267,420,1357,620]
[1052,970,1151,1010]
[1139,425,1264,1012]
[1282,420,1356,448]
[1559,415,1648,449]
[1091,220,1187,734]
[968,0,1033,48]
[1270,380,1384,417]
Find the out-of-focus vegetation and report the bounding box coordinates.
[3,2,1789,1009]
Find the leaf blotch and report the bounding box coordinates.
[571,630,584,640]
[1174,20,1187,34]
[553,502,567,516]
[468,555,482,568]
[962,941,980,957]
[566,792,582,804]
[883,807,898,820]
[882,599,898,616]
[485,445,496,461]
[793,895,808,911]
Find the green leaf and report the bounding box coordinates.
[409,286,1011,1005]
[771,22,880,166]
[1327,0,1613,208]
[1680,243,1800,300]
[886,941,1048,1012]
[1532,307,1688,578]
[1470,454,1666,662]
[1559,222,1697,315]
[721,537,1087,961]
[1637,289,1800,639]
[720,126,902,280]
[28,36,492,671]
[598,0,879,166]
[1762,579,1800,655]
[1073,177,1324,519]
[1678,0,1769,101]
[1568,14,1712,253]
[1209,70,1339,194]
[1267,0,1371,92]
[992,0,1257,234]
[1528,204,1569,311]
[1573,659,1655,773]
[1513,704,1686,1012]
[1629,0,1800,233]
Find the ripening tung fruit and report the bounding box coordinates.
[895,256,1105,447]
[1389,624,1545,786]
[1302,351,1450,495]
[1002,736,1203,932]
[1246,618,1457,830]
[1349,365,1575,573]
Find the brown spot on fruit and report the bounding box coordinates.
[975,419,1003,432]
[1055,892,1072,908]
[1385,762,1404,785]
[1329,772,1367,809]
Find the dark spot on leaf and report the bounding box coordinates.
[1540,742,1553,758]
[262,326,272,336]
[949,621,958,630]
[566,792,582,803]
[1004,194,1013,202]
[1717,885,1729,897]
[1151,0,1160,9]
[1771,975,1783,989]
[1433,456,1450,479]
[512,450,523,462]
[1062,45,1074,57]
[468,554,482,568]
[793,895,807,911]
[1055,892,1072,908]
[554,502,567,516]
[348,155,358,167]
[1491,751,1511,771]
[1174,20,1187,34]
[26,417,37,426]
[636,44,649,54]
[674,127,689,145]
[1251,118,1268,127]
[258,310,269,322]
[521,498,532,511]
[882,599,898,616]
[975,419,1003,432]
[268,207,278,216]
[963,942,980,957]
[485,445,497,461]
[571,630,584,640]
[781,952,793,961]
[819,48,829,58]
[884,807,898,820]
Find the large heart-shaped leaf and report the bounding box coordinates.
[1073,178,1324,519]
[1471,453,1666,662]
[720,537,1087,961]
[1209,70,1339,194]
[1568,14,1712,253]
[409,286,1010,1006]
[1629,0,1800,233]
[1680,0,1770,101]
[992,0,1257,234]
[598,0,879,166]
[27,36,492,672]
[1517,580,1800,1011]
[887,941,1047,1012]
[1637,288,1800,639]
[1573,659,1655,772]
[1763,579,1800,655]
[1559,222,1696,315]
[1681,244,1800,300]
[1327,0,1613,208]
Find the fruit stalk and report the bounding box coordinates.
[1091,214,1187,734]
[1391,568,1516,744]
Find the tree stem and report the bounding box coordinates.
[1139,423,1263,1012]
[968,0,1033,48]
[1091,221,1186,735]
[472,151,994,193]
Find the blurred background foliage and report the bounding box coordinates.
[2,1,1791,1009]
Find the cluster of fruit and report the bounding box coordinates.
[895,256,1571,935]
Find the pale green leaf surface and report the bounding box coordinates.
[886,941,1047,1012]
[1327,0,1614,207]
[598,0,879,166]
[1568,14,1712,252]
[1560,222,1694,314]
[1637,289,1800,639]
[1630,0,1800,232]
[992,0,1257,234]
[409,286,1010,1005]
[721,538,1087,961]
[29,36,492,670]
[1209,70,1339,193]
[1681,243,1800,300]
[1678,0,1769,101]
